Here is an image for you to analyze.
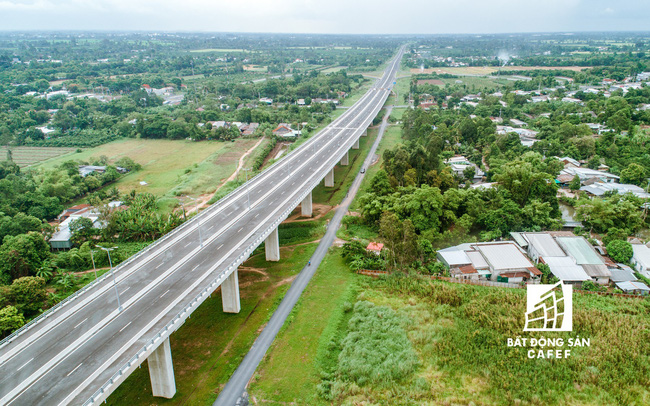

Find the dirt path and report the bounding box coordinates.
[282,203,334,223]
[181,137,267,214]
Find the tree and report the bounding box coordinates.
[0,306,24,338]
[569,175,581,192]
[620,163,647,186]
[69,217,96,245]
[6,276,47,317]
[0,232,51,283]
[463,166,475,183]
[606,240,633,263]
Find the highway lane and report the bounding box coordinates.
[214,104,396,406]
[0,46,404,405]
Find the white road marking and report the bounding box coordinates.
[217,244,224,250]
[254,213,260,218]
[118,322,132,333]
[183,241,193,248]
[155,262,164,269]
[73,318,87,330]
[16,358,33,372]
[0,55,398,404]
[66,363,82,377]
[121,287,130,294]
[237,227,243,233]
[160,289,170,299]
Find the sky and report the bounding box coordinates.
[0,0,648,34]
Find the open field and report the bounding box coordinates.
[35,138,260,199]
[412,65,590,75]
[1,146,76,167]
[250,255,650,405]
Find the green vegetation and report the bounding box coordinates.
[106,242,319,406]
[251,250,650,405]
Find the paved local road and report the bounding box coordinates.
[0,47,404,406]
[214,105,394,406]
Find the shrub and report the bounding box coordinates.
[606,240,633,263]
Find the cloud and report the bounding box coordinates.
[0,0,646,33]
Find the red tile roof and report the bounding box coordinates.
[366,242,384,252]
[458,264,478,274]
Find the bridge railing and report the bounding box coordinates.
[83,169,327,405]
[0,72,383,350]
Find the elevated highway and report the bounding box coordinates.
[0,46,405,406]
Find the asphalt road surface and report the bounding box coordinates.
[0,47,404,406]
[213,105,394,406]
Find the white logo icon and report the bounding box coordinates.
[524,282,572,331]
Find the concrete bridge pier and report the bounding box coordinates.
[361,128,368,137]
[221,270,241,313]
[340,151,349,166]
[352,137,360,149]
[301,191,312,217]
[265,227,280,261]
[148,337,176,399]
[324,168,334,187]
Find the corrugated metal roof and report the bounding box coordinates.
[525,233,566,257]
[510,232,528,248]
[556,237,603,265]
[615,281,650,292]
[477,243,534,271]
[544,256,591,281]
[438,250,471,267]
[632,244,650,267]
[581,264,611,278]
[466,251,489,269]
[609,267,636,282]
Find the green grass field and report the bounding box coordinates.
[35,138,260,199]
[250,252,650,405]
[1,146,76,167]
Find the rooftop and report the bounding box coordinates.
[476,243,534,271]
[556,237,604,265]
[524,233,566,257]
[544,256,591,282]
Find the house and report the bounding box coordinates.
[57,204,92,222]
[240,123,259,136]
[543,256,591,285]
[631,244,650,277]
[580,182,650,199]
[510,118,527,127]
[439,242,540,283]
[444,155,484,181]
[555,236,611,284]
[366,242,384,255]
[559,167,619,184]
[79,165,107,177]
[557,156,580,168]
[273,124,301,138]
[50,207,102,249]
[615,281,650,295]
[609,264,637,283]
[259,97,273,104]
[521,232,565,263]
[475,243,540,283]
[78,165,128,177]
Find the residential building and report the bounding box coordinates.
[631,244,650,277]
[615,281,650,295]
[543,256,591,285]
[556,236,611,284]
[580,182,650,199]
[609,264,637,283]
[366,242,384,255]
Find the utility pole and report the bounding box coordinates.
[98,245,121,312]
[90,249,97,280]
